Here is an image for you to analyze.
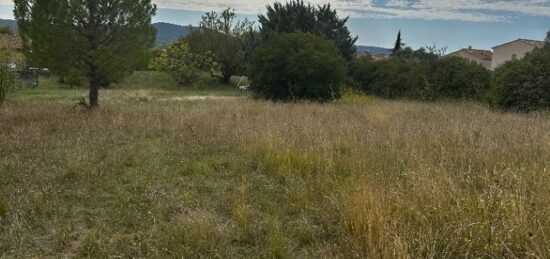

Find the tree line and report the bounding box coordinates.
[3,0,550,111]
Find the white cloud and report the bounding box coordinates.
[152,0,550,22]
[1,0,549,22]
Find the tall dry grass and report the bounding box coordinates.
[1,98,549,257]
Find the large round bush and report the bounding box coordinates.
[432,56,490,100]
[491,47,550,111]
[249,32,347,101]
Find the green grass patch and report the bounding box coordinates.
[1,80,550,257]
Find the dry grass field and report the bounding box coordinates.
[1,78,550,257]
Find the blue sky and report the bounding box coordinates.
[1,0,549,51]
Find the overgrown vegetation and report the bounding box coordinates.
[1,89,550,257]
[250,32,346,101]
[149,40,217,86]
[15,0,157,107]
[490,37,550,111]
[2,1,550,256]
[186,8,254,84]
[0,50,17,104]
[353,44,490,101]
[0,25,12,35]
[258,0,357,63]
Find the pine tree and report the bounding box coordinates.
[258,0,357,62]
[15,0,157,107]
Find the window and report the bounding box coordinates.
[511,54,517,60]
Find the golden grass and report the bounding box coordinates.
[1,97,550,257]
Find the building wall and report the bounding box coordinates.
[448,51,492,69]
[491,41,537,70]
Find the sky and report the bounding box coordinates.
[0,0,549,51]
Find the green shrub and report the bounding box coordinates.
[353,57,427,99]
[491,47,550,111]
[432,56,490,100]
[352,55,490,101]
[249,32,347,101]
[0,25,11,35]
[149,40,217,87]
[65,68,86,88]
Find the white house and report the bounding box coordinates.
[447,47,493,69]
[491,39,545,70]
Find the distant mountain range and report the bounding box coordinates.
[0,19,188,45]
[153,22,190,44]
[0,19,18,32]
[1,19,390,55]
[356,45,392,56]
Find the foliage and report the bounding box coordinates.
[65,68,86,88]
[490,47,550,111]
[258,0,357,62]
[431,56,491,100]
[392,30,402,54]
[353,48,489,100]
[0,25,12,34]
[14,1,74,79]
[3,95,550,257]
[367,58,427,99]
[249,32,346,101]
[15,0,157,107]
[393,46,442,62]
[0,50,17,104]
[149,40,217,86]
[186,8,254,84]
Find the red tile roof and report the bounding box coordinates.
[0,34,22,50]
[448,48,493,61]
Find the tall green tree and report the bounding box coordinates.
[258,0,357,62]
[250,32,346,101]
[392,30,402,54]
[15,1,74,81]
[15,0,157,107]
[186,8,253,84]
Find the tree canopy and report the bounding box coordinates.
[15,0,157,107]
[186,8,253,84]
[392,30,402,54]
[250,32,346,101]
[258,0,357,62]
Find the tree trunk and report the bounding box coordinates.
[221,71,232,84]
[88,66,99,108]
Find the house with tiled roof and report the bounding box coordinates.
[447,47,493,69]
[0,34,23,62]
[0,34,22,51]
[491,39,545,70]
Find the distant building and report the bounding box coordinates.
[0,34,23,64]
[0,34,22,51]
[446,47,493,69]
[491,39,545,70]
